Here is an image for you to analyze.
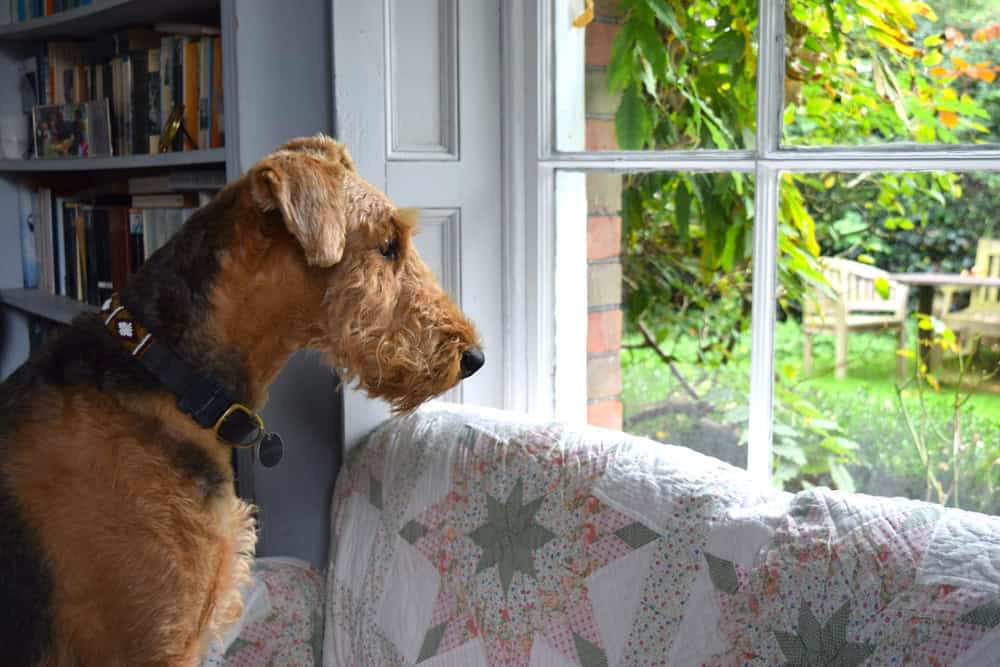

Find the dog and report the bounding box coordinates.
[0,135,483,666]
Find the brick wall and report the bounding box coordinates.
[584,1,624,430]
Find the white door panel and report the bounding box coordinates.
[336,0,504,447]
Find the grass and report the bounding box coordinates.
[621,319,1000,514]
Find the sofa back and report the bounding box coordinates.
[325,403,1000,666]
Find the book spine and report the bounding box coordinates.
[107,208,130,290]
[128,208,144,270]
[84,206,99,305]
[147,48,161,153]
[62,202,77,300]
[172,38,183,151]
[182,37,199,151]
[130,49,148,154]
[73,206,85,301]
[211,36,223,148]
[122,53,132,155]
[54,195,65,296]
[159,37,173,149]
[17,186,39,289]
[198,38,210,151]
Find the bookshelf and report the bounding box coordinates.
[0,147,224,171]
[0,0,338,569]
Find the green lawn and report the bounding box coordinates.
[621,320,1000,514]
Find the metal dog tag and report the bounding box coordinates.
[257,432,284,468]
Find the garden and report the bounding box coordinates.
[609,0,1000,512]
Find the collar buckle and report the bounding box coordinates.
[213,403,265,448]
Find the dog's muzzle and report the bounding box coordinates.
[460,347,485,379]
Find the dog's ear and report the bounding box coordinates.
[278,134,356,172]
[250,151,347,267]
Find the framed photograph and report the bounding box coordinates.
[32,99,112,159]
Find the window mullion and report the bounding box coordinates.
[746,0,786,481]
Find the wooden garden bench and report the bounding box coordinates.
[803,257,910,380]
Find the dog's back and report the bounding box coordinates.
[0,363,55,666]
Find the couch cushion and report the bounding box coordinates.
[325,402,1000,666]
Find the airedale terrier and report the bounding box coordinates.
[0,135,483,666]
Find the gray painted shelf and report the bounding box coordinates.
[0,149,226,172]
[0,288,95,324]
[0,0,218,41]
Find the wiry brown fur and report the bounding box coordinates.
[0,135,480,665]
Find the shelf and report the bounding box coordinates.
[0,0,219,41]
[0,148,226,173]
[0,288,95,324]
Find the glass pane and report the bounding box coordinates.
[553,0,758,151]
[784,0,1000,146]
[777,170,1000,515]
[571,170,755,469]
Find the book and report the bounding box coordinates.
[129,48,148,154]
[198,38,211,150]
[62,201,78,299]
[159,36,174,150]
[211,36,223,147]
[54,195,66,296]
[131,193,199,208]
[153,23,221,36]
[147,49,161,153]
[18,186,39,289]
[181,37,199,150]
[128,208,145,270]
[126,170,225,194]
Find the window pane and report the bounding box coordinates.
[777,170,1000,515]
[554,0,758,151]
[565,170,755,469]
[783,1,1000,146]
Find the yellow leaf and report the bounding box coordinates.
[926,374,940,391]
[951,56,970,69]
[939,110,959,128]
[930,66,951,78]
[907,1,938,21]
[942,87,957,102]
[823,175,836,188]
[571,0,594,28]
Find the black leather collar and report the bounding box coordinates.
[101,294,283,467]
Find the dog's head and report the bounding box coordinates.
[245,135,482,412]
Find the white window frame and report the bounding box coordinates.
[502,0,1000,481]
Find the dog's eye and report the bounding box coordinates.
[379,238,400,260]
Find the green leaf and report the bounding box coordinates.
[857,254,875,265]
[608,23,636,92]
[644,0,685,38]
[615,83,652,150]
[829,459,856,493]
[634,21,668,77]
[674,181,691,242]
[707,30,745,65]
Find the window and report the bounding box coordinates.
[529,0,1000,509]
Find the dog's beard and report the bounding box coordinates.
[322,325,466,413]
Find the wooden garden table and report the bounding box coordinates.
[889,273,1000,366]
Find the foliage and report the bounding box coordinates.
[621,321,1000,513]
[610,0,998,483]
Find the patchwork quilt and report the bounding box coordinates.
[325,402,1000,666]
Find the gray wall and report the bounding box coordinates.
[228,0,341,569]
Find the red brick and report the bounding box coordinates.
[594,0,626,19]
[586,118,617,151]
[588,309,622,355]
[588,215,621,260]
[588,400,624,430]
[585,22,620,67]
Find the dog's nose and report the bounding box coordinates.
[460,348,485,379]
